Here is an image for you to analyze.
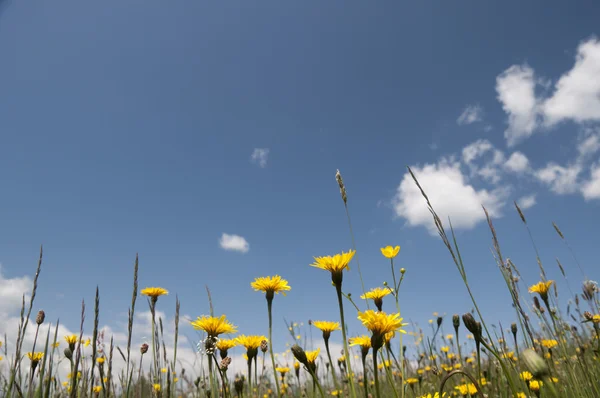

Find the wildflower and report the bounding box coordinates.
[190,315,237,337]
[358,310,407,350]
[528,379,542,392]
[236,335,267,361]
[276,367,290,377]
[349,335,371,357]
[82,338,91,347]
[28,352,43,370]
[441,346,450,353]
[310,249,355,286]
[216,338,238,359]
[541,339,558,349]
[305,348,320,368]
[153,383,161,392]
[96,357,105,365]
[251,275,291,300]
[361,287,392,311]
[141,287,168,304]
[405,378,419,385]
[65,335,78,351]
[455,383,478,396]
[312,321,340,340]
[380,246,400,259]
[93,386,102,394]
[528,280,554,302]
[52,342,60,348]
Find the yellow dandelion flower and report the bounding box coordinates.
[216,338,238,352]
[593,314,600,323]
[380,245,400,259]
[190,315,237,337]
[0,356,3,361]
[361,287,393,311]
[305,348,320,365]
[161,368,167,373]
[141,287,168,300]
[445,334,453,340]
[520,371,533,381]
[276,367,290,375]
[349,335,372,349]
[153,383,161,392]
[251,275,291,297]
[541,339,558,349]
[528,280,553,300]
[64,335,78,345]
[455,383,478,396]
[236,335,267,351]
[312,321,340,339]
[441,346,450,353]
[93,386,102,394]
[405,378,419,385]
[528,379,542,391]
[52,342,60,348]
[96,357,105,364]
[310,250,355,285]
[357,310,407,349]
[27,352,43,362]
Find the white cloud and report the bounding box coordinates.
[496,65,539,146]
[517,194,537,209]
[250,148,270,168]
[504,152,530,174]
[535,163,582,194]
[581,163,600,200]
[543,38,600,126]
[457,104,483,125]
[462,139,494,164]
[578,129,600,159]
[392,160,508,234]
[219,233,250,253]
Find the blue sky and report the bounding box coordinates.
[1,0,600,365]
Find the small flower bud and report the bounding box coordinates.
[400,268,406,274]
[64,347,73,360]
[452,314,460,330]
[140,343,149,355]
[260,340,268,353]
[522,348,549,379]
[291,345,308,366]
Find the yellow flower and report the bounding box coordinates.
[310,250,355,284]
[236,335,267,350]
[153,384,161,392]
[276,367,290,375]
[528,280,554,300]
[52,342,60,348]
[528,379,542,391]
[541,339,558,349]
[0,356,3,361]
[520,371,533,381]
[357,310,407,349]
[312,321,340,339]
[405,378,419,385]
[27,352,43,362]
[593,314,600,323]
[251,275,291,297]
[516,393,527,398]
[419,394,446,398]
[294,361,300,370]
[455,383,478,396]
[141,287,169,300]
[445,334,453,340]
[361,287,393,311]
[380,245,400,259]
[161,368,167,373]
[190,315,237,337]
[65,335,78,345]
[441,346,450,353]
[305,348,320,365]
[96,357,105,364]
[174,377,179,383]
[93,386,102,394]
[216,338,238,352]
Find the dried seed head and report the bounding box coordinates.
[234,375,245,395]
[582,280,597,301]
[36,310,45,325]
[260,340,268,353]
[584,311,594,321]
[220,357,232,371]
[552,222,564,239]
[514,201,527,224]
[202,336,219,355]
[511,323,518,336]
[335,169,347,204]
[533,297,545,313]
[140,343,149,355]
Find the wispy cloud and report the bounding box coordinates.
[250,148,270,168]
[219,233,250,253]
[517,194,537,210]
[457,104,484,125]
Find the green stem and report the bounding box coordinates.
[267,299,281,397]
[305,365,325,398]
[336,284,357,398]
[324,338,340,394]
[372,348,381,398]
[247,357,252,397]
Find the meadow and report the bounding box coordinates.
[1,168,599,398]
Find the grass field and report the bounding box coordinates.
[1,168,599,398]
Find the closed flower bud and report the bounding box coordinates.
[291,345,308,366]
[452,314,460,330]
[260,340,268,353]
[511,323,518,336]
[220,357,232,371]
[462,313,481,340]
[583,311,593,321]
[140,343,149,355]
[36,310,45,325]
[436,317,443,328]
[64,347,73,360]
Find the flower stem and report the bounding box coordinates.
[267,299,281,397]
[336,284,357,398]
[372,348,381,398]
[324,338,340,393]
